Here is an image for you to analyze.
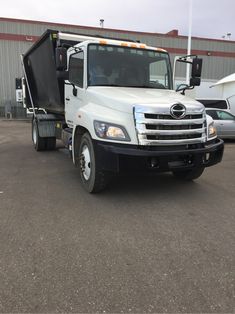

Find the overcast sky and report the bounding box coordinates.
[1,0,234,40]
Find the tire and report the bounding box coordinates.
[78,132,107,193]
[32,119,46,151]
[173,167,205,181]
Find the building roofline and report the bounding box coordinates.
[1,32,235,58]
[0,16,235,44]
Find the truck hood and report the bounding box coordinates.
[87,87,202,113]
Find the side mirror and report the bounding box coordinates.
[191,58,202,77]
[55,47,67,71]
[190,58,202,86]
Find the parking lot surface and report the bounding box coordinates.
[0,120,234,313]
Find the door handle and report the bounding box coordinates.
[66,97,70,101]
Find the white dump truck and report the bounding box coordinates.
[22,30,224,192]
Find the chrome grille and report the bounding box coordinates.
[134,104,207,145]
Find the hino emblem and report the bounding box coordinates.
[170,103,186,119]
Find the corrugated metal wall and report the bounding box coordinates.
[0,40,30,108]
[0,18,235,113]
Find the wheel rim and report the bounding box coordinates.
[33,123,37,145]
[80,144,91,180]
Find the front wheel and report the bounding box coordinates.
[173,167,205,181]
[78,133,107,193]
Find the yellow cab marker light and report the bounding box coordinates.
[120,42,146,49]
[99,40,107,45]
[108,41,167,52]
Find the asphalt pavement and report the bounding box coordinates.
[0,120,234,313]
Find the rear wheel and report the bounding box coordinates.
[173,167,205,181]
[78,132,107,193]
[32,119,56,151]
[32,119,46,151]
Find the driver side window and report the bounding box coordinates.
[69,51,84,88]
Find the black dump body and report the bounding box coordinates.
[23,30,65,114]
[23,29,137,114]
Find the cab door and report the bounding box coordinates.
[65,50,84,128]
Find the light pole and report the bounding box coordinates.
[100,19,104,28]
[222,33,232,40]
[186,0,193,85]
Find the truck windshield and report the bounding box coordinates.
[88,44,172,89]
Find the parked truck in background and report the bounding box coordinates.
[21,30,224,193]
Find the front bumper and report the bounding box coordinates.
[94,138,224,173]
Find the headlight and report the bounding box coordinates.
[208,122,217,138]
[94,121,131,141]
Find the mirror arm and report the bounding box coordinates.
[177,54,199,65]
[176,84,194,95]
[64,81,72,86]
